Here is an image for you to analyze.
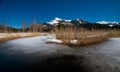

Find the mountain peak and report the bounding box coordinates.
[54,17,62,21]
[47,17,62,25]
[47,17,72,25]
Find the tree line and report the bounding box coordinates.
[0,17,48,33]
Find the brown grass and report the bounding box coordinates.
[0,32,40,42]
[108,29,120,37]
[54,28,109,46]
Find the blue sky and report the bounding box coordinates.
[0,0,120,28]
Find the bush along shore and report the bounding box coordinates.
[50,28,119,46]
[0,32,40,42]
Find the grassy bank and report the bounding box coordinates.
[54,28,109,46]
[0,32,40,42]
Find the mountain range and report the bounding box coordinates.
[45,17,119,27]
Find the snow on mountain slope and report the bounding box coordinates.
[76,18,82,23]
[47,17,71,25]
[65,20,71,22]
[97,21,119,24]
[47,17,62,25]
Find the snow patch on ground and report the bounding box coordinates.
[70,39,78,44]
[47,39,63,43]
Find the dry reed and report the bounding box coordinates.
[54,28,109,46]
[108,29,120,37]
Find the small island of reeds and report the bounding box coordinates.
[49,28,120,46]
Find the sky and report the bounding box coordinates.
[0,0,120,28]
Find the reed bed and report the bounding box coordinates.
[0,32,40,42]
[54,28,109,46]
[108,29,120,37]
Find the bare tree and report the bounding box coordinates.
[8,23,13,33]
[33,16,36,32]
[2,20,7,33]
[21,18,25,32]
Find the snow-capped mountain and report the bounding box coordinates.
[47,17,62,25]
[47,17,72,26]
[47,17,88,26]
[70,18,89,26]
[47,18,119,28]
[96,21,119,27]
[96,21,119,24]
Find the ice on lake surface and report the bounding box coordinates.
[0,35,120,72]
[0,36,67,54]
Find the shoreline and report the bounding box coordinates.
[0,32,40,42]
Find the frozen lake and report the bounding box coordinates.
[0,36,120,72]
